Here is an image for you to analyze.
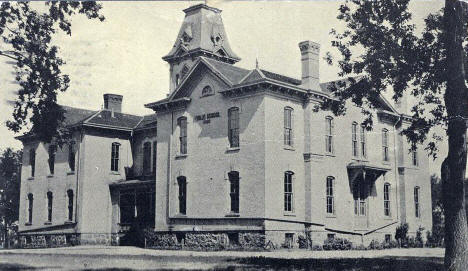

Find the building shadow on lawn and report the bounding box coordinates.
[0,263,38,271]
[232,256,444,271]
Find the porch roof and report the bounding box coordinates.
[109,179,155,188]
[347,161,391,184]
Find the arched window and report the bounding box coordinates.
[202,85,214,97]
[27,193,33,224]
[177,176,187,215]
[351,122,358,157]
[67,190,74,221]
[29,149,36,177]
[360,125,367,158]
[325,117,334,153]
[228,171,239,213]
[326,177,335,214]
[178,117,187,154]
[47,191,53,223]
[228,107,240,148]
[414,186,420,218]
[284,107,293,146]
[111,142,120,172]
[284,171,294,212]
[48,145,56,175]
[143,142,151,175]
[382,129,389,161]
[68,141,76,172]
[384,183,391,216]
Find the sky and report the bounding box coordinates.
[0,0,444,173]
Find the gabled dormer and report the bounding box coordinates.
[163,4,241,93]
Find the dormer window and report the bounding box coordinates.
[201,86,214,97]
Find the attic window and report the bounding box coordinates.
[201,86,214,97]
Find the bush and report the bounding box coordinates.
[352,244,367,250]
[297,234,312,249]
[311,244,323,251]
[395,223,409,247]
[323,237,352,250]
[368,239,384,250]
[426,230,444,247]
[382,240,399,249]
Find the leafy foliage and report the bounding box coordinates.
[0,148,22,227]
[0,2,104,143]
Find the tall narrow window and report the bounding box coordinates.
[360,125,367,158]
[68,142,76,172]
[284,171,294,212]
[180,65,189,80]
[411,145,418,166]
[111,142,120,172]
[177,176,187,215]
[67,190,74,221]
[228,107,240,148]
[284,107,293,146]
[47,191,53,223]
[325,117,334,153]
[27,193,33,224]
[152,141,157,174]
[229,171,240,213]
[48,145,56,175]
[326,177,335,214]
[414,186,420,218]
[120,190,135,224]
[352,122,358,157]
[175,74,180,86]
[384,183,391,216]
[143,142,151,175]
[29,149,35,177]
[382,129,389,161]
[178,117,187,154]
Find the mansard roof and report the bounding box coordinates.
[163,4,240,64]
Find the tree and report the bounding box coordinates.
[0,148,22,247]
[0,2,104,144]
[326,0,468,269]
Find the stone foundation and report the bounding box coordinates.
[19,233,80,248]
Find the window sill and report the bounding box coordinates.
[173,214,187,218]
[225,213,240,217]
[44,222,52,225]
[324,153,336,157]
[24,223,32,226]
[110,171,121,175]
[27,177,34,181]
[67,171,75,176]
[283,146,295,151]
[46,175,54,178]
[284,212,296,217]
[64,221,75,224]
[226,147,240,153]
[175,154,188,159]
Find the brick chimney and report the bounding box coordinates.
[299,40,320,91]
[103,94,123,113]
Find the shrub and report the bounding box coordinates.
[426,230,444,247]
[395,223,409,247]
[311,244,323,251]
[323,237,352,250]
[368,239,384,250]
[382,240,399,249]
[297,234,312,249]
[352,244,367,250]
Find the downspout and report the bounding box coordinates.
[393,116,401,221]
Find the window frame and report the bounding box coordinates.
[284,171,294,212]
[360,125,367,158]
[143,142,152,175]
[201,85,214,97]
[228,107,240,148]
[384,183,391,217]
[382,129,389,161]
[178,117,188,155]
[111,142,121,172]
[353,181,367,216]
[414,186,420,218]
[67,190,74,221]
[228,171,240,214]
[47,191,53,223]
[411,145,419,167]
[177,176,187,215]
[325,117,334,154]
[68,141,76,172]
[284,107,294,147]
[29,149,36,177]
[152,141,157,174]
[352,122,358,157]
[27,193,33,224]
[326,176,335,214]
[48,144,56,175]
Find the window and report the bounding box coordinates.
[120,190,135,224]
[178,117,187,154]
[284,233,294,248]
[229,171,239,213]
[29,149,35,177]
[411,145,418,166]
[143,142,151,175]
[67,190,74,221]
[27,193,33,224]
[284,171,294,212]
[111,142,120,172]
[68,142,76,172]
[202,85,214,97]
[180,65,189,80]
[414,186,420,218]
[47,191,53,223]
[284,107,293,146]
[228,107,240,148]
[326,176,335,214]
[384,183,391,216]
[325,117,334,153]
[175,74,180,86]
[48,145,56,175]
[360,125,367,158]
[177,176,187,215]
[382,129,389,161]
[352,122,358,157]
[354,181,367,216]
[327,233,335,240]
[152,141,157,174]
[385,234,391,243]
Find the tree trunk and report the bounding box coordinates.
[443,1,468,270]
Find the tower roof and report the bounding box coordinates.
[162,4,240,64]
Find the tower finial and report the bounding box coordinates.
[255,57,259,69]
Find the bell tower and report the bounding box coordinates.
[163,4,241,92]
